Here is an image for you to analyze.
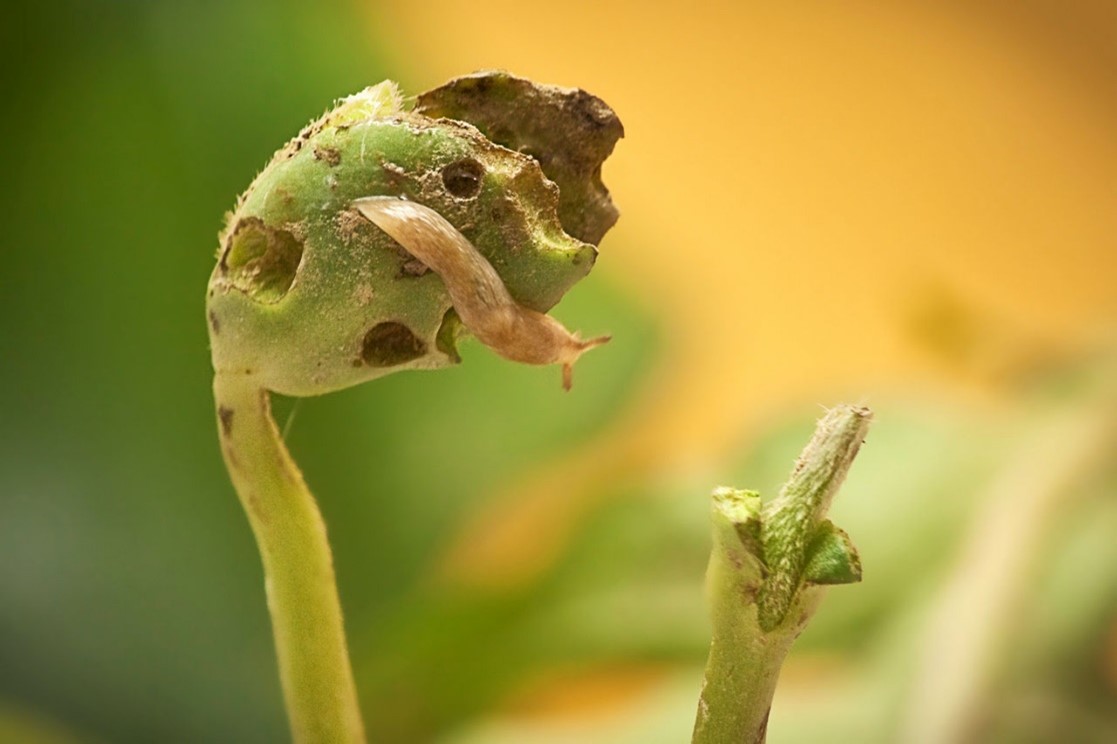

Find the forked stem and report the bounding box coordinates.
[693,488,815,744]
[213,372,365,744]
[693,406,871,744]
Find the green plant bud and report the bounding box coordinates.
[694,407,871,744]
[207,75,622,397]
[801,520,862,586]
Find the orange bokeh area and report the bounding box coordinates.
[371,0,1116,421]
[350,2,1117,739]
[364,0,1116,579]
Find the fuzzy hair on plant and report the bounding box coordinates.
[206,71,622,744]
[693,405,871,744]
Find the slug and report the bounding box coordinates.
[353,196,609,390]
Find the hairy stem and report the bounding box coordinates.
[213,373,365,744]
[757,405,872,630]
[693,489,816,744]
[693,406,871,744]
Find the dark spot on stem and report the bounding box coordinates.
[399,257,430,278]
[360,322,426,367]
[208,311,221,334]
[441,158,484,198]
[756,707,771,743]
[384,239,430,278]
[218,406,234,436]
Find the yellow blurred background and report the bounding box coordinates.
[368,0,1117,584]
[368,1,1117,740]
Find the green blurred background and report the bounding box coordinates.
[2,1,1115,742]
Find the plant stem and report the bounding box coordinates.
[757,406,871,631]
[693,406,871,744]
[693,489,818,744]
[213,372,365,744]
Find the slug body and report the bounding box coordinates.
[354,197,609,390]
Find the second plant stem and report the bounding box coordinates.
[696,495,824,743]
[213,372,365,744]
[693,405,871,744]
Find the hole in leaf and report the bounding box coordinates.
[221,217,303,303]
[361,322,426,367]
[441,158,484,199]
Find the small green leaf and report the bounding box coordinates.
[802,520,862,585]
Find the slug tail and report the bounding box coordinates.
[561,334,611,391]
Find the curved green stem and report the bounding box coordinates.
[213,372,365,744]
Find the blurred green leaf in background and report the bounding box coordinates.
[0,1,652,741]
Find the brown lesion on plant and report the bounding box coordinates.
[209,310,221,334]
[481,193,530,256]
[396,248,430,278]
[218,406,235,436]
[379,159,414,192]
[360,321,427,367]
[416,70,624,244]
[756,709,771,743]
[335,208,373,246]
[218,217,304,303]
[272,118,328,165]
[352,283,375,307]
[313,145,341,166]
[341,203,431,277]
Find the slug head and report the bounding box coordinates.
[206,77,622,396]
